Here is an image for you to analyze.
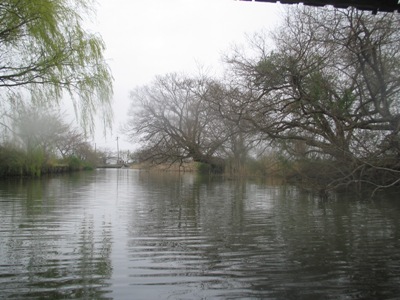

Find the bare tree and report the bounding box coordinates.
[124,73,232,171]
[225,7,400,191]
[55,128,88,159]
[11,105,98,164]
[204,81,262,174]
[12,106,69,157]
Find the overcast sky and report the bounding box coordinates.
[91,0,283,151]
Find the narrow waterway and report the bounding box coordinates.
[0,169,399,299]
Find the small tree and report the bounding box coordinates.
[55,128,88,159]
[12,106,68,159]
[10,105,98,172]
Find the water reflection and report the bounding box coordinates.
[0,170,399,299]
[0,173,113,299]
[122,172,400,299]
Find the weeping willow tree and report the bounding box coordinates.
[0,0,113,134]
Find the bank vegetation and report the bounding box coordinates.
[125,7,400,195]
[0,0,113,176]
[0,106,106,177]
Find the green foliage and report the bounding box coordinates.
[338,89,356,113]
[196,162,225,174]
[0,144,96,177]
[0,99,100,178]
[0,0,113,133]
[66,155,82,171]
[62,155,95,171]
[305,72,330,103]
[24,148,45,177]
[255,53,285,87]
[197,162,212,174]
[0,145,25,176]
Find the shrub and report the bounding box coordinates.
[0,145,25,176]
[24,148,45,177]
[66,155,82,171]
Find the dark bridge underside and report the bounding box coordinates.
[241,0,400,13]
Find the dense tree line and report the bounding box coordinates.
[126,7,400,193]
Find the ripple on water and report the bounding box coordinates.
[1,170,400,299]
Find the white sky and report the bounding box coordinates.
[90,0,284,151]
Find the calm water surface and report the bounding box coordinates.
[0,169,399,299]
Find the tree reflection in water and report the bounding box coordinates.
[125,172,400,299]
[0,170,399,299]
[0,174,113,299]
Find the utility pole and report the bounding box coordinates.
[116,136,119,163]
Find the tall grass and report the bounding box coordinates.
[0,144,25,176]
[24,148,45,177]
[0,144,95,177]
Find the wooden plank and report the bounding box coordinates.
[241,0,400,12]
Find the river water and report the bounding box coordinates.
[0,169,399,299]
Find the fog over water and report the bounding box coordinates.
[89,0,282,150]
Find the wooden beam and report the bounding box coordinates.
[241,0,400,13]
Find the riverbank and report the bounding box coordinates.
[97,164,128,169]
[130,161,197,172]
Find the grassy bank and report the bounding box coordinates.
[0,146,95,177]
